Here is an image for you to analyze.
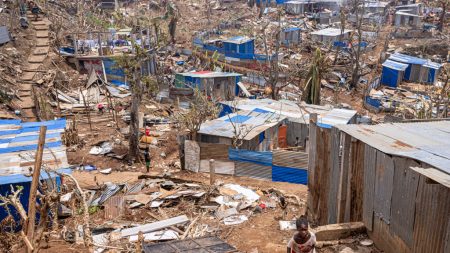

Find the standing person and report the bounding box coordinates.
[97,103,104,114]
[144,147,151,173]
[287,216,316,253]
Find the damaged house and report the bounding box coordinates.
[0,119,70,221]
[197,109,287,151]
[310,28,353,44]
[174,71,242,101]
[280,27,302,46]
[220,98,358,148]
[388,53,443,85]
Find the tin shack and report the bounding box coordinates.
[307,119,450,253]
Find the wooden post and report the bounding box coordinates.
[74,33,80,71]
[209,159,215,186]
[26,126,47,251]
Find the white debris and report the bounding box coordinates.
[129,229,179,242]
[223,215,248,226]
[279,220,297,230]
[222,184,260,203]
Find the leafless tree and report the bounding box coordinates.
[173,88,219,140]
[348,0,366,89]
[115,42,158,163]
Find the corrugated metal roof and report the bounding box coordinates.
[177,71,242,78]
[199,110,286,140]
[336,121,450,175]
[365,1,389,8]
[0,119,69,177]
[389,53,427,65]
[311,28,353,37]
[395,11,421,17]
[423,61,442,70]
[221,98,357,126]
[382,59,408,71]
[223,36,254,44]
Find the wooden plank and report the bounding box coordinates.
[121,215,189,237]
[317,127,331,225]
[36,31,49,38]
[349,139,364,222]
[337,133,351,223]
[390,158,420,247]
[198,142,229,160]
[362,145,377,231]
[28,54,46,63]
[374,151,394,223]
[307,114,317,221]
[327,127,340,224]
[184,140,200,172]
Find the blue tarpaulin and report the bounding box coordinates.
[229,148,273,167]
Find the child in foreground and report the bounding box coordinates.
[287,216,316,253]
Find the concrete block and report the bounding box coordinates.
[313,222,366,241]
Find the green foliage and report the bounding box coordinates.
[302,48,327,105]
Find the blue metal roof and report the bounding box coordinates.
[0,119,69,177]
[283,27,301,32]
[223,36,254,44]
[423,61,443,70]
[382,59,408,71]
[389,53,427,65]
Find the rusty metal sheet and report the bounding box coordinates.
[362,145,377,231]
[373,151,394,224]
[336,121,450,175]
[413,174,450,253]
[273,150,308,169]
[104,195,124,220]
[390,157,420,247]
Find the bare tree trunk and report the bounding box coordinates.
[129,69,142,163]
[349,2,364,89]
[438,1,447,32]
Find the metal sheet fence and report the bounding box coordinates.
[229,148,308,184]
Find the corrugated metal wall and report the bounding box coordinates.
[308,119,450,253]
[273,150,308,169]
[229,148,309,184]
[235,161,272,180]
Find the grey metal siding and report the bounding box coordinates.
[235,161,272,180]
[0,26,10,44]
[389,157,420,247]
[413,174,450,253]
[273,150,308,169]
[374,151,394,223]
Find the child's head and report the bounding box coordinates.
[295,215,309,238]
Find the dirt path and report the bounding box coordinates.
[13,12,51,121]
